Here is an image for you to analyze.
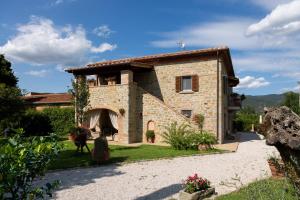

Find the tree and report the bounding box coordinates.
[282,92,299,115]
[234,106,259,131]
[69,76,90,126]
[0,55,18,87]
[0,55,24,131]
[0,129,61,199]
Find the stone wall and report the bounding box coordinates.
[134,59,221,139]
[136,86,196,143]
[89,84,131,143]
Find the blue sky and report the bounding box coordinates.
[0,0,299,95]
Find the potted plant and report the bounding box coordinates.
[267,156,285,178]
[146,130,155,143]
[179,173,215,200]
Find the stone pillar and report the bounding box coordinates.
[121,70,133,84]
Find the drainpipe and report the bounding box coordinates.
[216,51,220,143]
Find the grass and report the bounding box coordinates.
[216,178,298,200]
[48,140,223,170]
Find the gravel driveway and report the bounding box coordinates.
[44,132,278,200]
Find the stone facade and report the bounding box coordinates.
[87,58,234,144]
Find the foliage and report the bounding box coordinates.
[43,107,75,136]
[69,76,90,126]
[49,141,223,170]
[161,122,217,150]
[281,92,300,115]
[193,113,205,133]
[0,129,62,199]
[146,130,155,140]
[182,173,211,194]
[234,106,259,131]
[19,109,52,136]
[216,178,297,200]
[0,55,24,133]
[190,131,217,147]
[0,54,18,87]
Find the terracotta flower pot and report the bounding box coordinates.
[147,137,155,143]
[179,187,215,200]
[268,160,285,178]
[198,144,210,151]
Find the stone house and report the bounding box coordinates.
[66,47,240,144]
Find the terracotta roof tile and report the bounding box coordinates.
[66,46,230,72]
[22,93,73,104]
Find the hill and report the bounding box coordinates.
[242,94,284,113]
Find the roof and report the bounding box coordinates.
[65,46,237,78]
[22,93,73,104]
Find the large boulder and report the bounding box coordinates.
[260,106,300,195]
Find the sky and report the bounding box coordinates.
[0,0,300,95]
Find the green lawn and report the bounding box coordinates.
[216,178,298,200]
[48,140,223,170]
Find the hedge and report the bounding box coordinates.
[20,109,52,136]
[19,107,74,137]
[43,107,74,136]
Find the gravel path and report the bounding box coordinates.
[44,132,278,200]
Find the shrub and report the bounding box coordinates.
[161,122,217,150]
[146,130,155,140]
[19,109,52,136]
[191,131,217,148]
[234,106,259,131]
[183,173,211,194]
[43,107,75,136]
[161,122,192,150]
[193,113,205,132]
[0,129,61,199]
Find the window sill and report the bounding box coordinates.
[179,90,194,94]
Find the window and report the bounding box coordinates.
[181,110,192,118]
[176,75,199,93]
[182,76,192,91]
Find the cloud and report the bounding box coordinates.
[151,18,261,50]
[246,0,300,36]
[91,43,117,53]
[250,0,293,10]
[236,76,270,89]
[0,16,117,66]
[93,25,114,38]
[25,69,49,77]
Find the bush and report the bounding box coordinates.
[20,109,52,136]
[146,130,155,140]
[234,106,259,131]
[0,129,61,199]
[18,108,75,137]
[43,107,75,136]
[190,131,217,148]
[161,122,217,150]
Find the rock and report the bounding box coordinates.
[260,106,300,195]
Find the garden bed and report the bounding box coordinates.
[48,140,223,170]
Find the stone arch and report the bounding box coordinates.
[147,120,155,131]
[85,106,123,141]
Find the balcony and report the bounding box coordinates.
[228,93,242,111]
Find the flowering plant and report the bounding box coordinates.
[182,173,211,194]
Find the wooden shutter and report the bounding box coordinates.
[192,75,199,92]
[175,76,181,92]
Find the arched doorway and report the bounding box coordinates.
[86,108,119,140]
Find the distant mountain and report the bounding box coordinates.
[242,94,284,113]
